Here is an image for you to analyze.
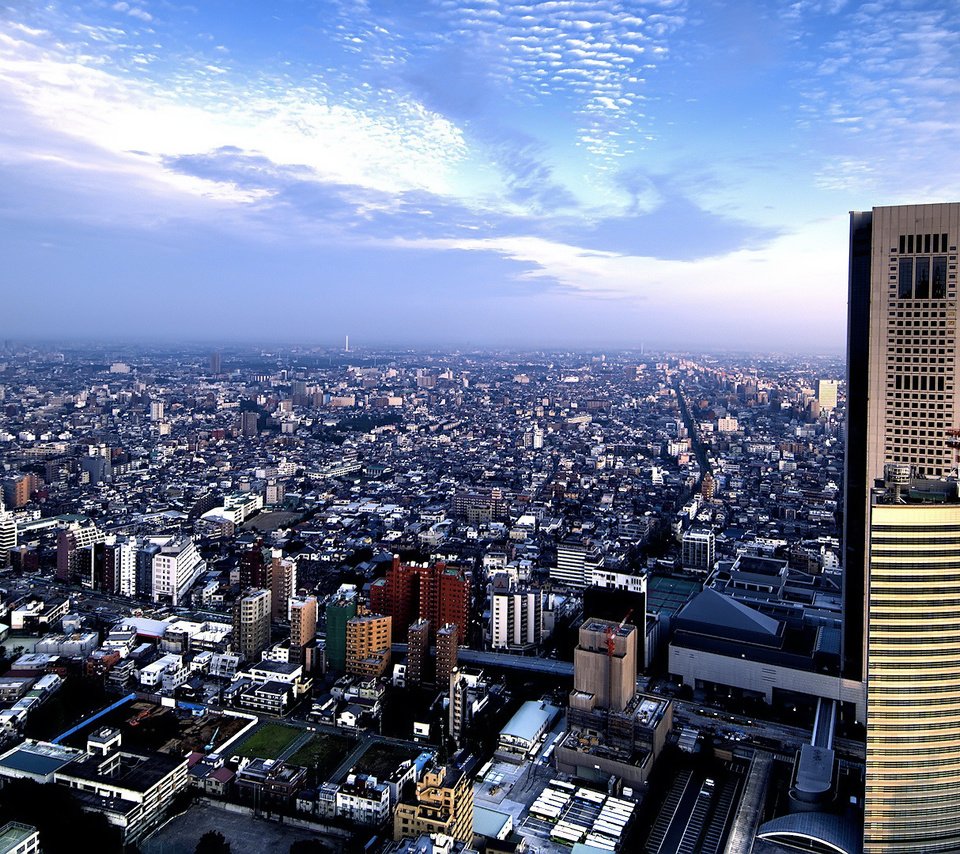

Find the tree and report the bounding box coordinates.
[195,830,231,854]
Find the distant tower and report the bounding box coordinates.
[209,351,222,376]
[345,334,350,353]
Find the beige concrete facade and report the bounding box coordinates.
[573,618,637,713]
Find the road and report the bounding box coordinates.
[671,698,865,761]
[390,643,574,678]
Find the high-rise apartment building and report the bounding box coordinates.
[846,203,960,853]
[325,588,359,672]
[393,765,473,844]
[550,538,602,587]
[435,623,459,688]
[406,619,430,686]
[289,595,317,667]
[233,588,271,663]
[1,475,35,510]
[240,411,259,437]
[105,535,138,598]
[269,552,297,621]
[239,540,269,588]
[345,613,392,679]
[489,578,542,652]
[370,557,470,644]
[152,537,205,605]
[0,503,16,568]
[56,522,103,582]
[681,528,715,573]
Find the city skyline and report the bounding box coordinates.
[3,1,960,349]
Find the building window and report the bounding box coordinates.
[916,257,930,299]
[899,258,914,298]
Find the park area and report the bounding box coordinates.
[232,722,304,758]
[231,724,356,783]
[287,732,356,780]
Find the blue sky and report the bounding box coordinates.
[2,0,959,350]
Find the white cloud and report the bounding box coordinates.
[0,22,469,203]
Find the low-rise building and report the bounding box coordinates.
[394,764,473,844]
[336,773,391,826]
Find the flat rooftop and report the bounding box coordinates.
[0,741,82,778]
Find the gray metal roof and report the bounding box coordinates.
[678,587,781,636]
[500,699,560,743]
[757,811,862,854]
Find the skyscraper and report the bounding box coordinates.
[846,203,960,852]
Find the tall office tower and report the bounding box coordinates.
[0,502,16,567]
[572,618,637,713]
[681,528,716,573]
[209,351,222,375]
[345,613,392,678]
[325,588,359,672]
[406,619,430,686]
[818,378,840,413]
[233,588,271,663]
[369,557,471,643]
[289,595,317,666]
[149,400,164,422]
[268,552,297,620]
[846,203,960,852]
[435,623,459,687]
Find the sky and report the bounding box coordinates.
[2,0,960,351]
